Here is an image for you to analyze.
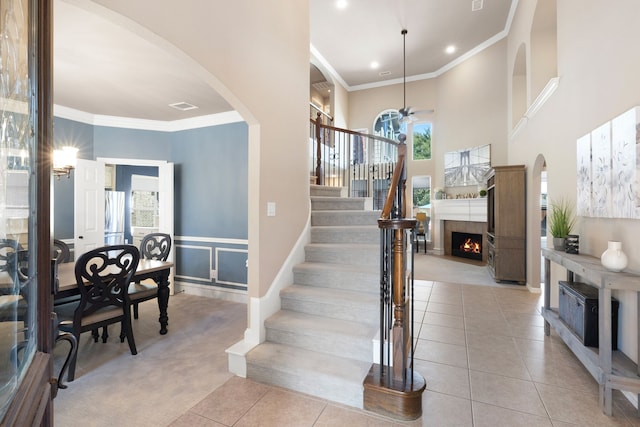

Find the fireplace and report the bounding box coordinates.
[451,231,483,261]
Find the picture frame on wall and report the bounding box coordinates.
[444,144,491,187]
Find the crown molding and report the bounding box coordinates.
[53,104,243,131]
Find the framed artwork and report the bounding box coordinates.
[576,133,591,216]
[444,144,491,187]
[576,106,640,219]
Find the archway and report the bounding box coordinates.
[530,154,547,291]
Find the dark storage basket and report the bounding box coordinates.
[558,281,619,349]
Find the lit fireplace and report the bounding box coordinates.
[451,231,483,261]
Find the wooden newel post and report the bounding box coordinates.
[392,227,407,382]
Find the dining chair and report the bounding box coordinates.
[52,239,71,264]
[56,244,140,381]
[129,233,171,319]
[52,239,80,307]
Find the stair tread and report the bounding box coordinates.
[266,310,377,337]
[248,342,372,380]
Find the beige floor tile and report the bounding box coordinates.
[414,338,468,368]
[465,330,519,353]
[508,323,546,341]
[472,401,553,427]
[463,316,511,336]
[428,293,463,306]
[467,345,531,380]
[413,359,471,399]
[524,356,598,394]
[423,311,464,329]
[427,301,464,316]
[421,390,473,427]
[469,370,547,417]
[314,405,394,426]
[419,323,466,346]
[514,336,573,360]
[189,377,272,425]
[234,388,327,427]
[536,383,630,427]
[169,412,226,427]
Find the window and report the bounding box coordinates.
[412,175,431,240]
[412,122,432,160]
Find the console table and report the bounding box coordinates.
[542,248,640,415]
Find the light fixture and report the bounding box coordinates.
[445,45,456,54]
[53,146,78,179]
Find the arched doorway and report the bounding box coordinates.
[531,154,547,291]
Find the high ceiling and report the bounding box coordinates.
[53,0,516,122]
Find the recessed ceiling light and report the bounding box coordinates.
[370,61,380,69]
[445,45,456,54]
[336,0,347,9]
[169,102,198,111]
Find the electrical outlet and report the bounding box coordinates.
[211,269,217,280]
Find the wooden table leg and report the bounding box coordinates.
[156,271,170,335]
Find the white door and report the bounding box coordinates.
[74,159,106,257]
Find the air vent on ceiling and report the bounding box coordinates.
[169,102,199,111]
[379,71,392,77]
[471,0,483,11]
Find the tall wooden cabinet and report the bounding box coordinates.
[486,165,526,283]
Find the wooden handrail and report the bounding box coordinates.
[310,117,400,147]
[380,144,406,220]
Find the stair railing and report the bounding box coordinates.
[364,134,426,420]
[309,113,398,209]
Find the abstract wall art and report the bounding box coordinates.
[576,106,640,219]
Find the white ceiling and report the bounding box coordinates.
[54,0,516,122]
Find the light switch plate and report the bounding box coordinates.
[267,202,276,216]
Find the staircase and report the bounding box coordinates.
[245,185,381,408]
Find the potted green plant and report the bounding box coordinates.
[548,198,576,250]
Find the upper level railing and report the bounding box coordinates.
[309,113,399,210]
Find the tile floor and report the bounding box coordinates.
[54,265,640,426]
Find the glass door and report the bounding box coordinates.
[1,0,53,424]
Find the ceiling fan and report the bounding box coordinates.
[398,29,434,123]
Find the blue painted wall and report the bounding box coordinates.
[53,118,94,239]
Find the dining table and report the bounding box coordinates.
[54,259,174,335]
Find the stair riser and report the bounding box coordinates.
[246,364,363,409]
[311,198,365,211]
[280,298,378,325]
[311,228,379,244]
[310,186,343,197]
[305,247,378,267]
[265,328,372,362]
[293,268,378,293]
[311,211,380,226]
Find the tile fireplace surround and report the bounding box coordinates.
[432,199,487,262]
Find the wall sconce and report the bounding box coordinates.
[53,146,78,179]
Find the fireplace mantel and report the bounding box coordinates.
[432,199,487,222]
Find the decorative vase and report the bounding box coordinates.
[552,237,565,251]
[600,241,628,272]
